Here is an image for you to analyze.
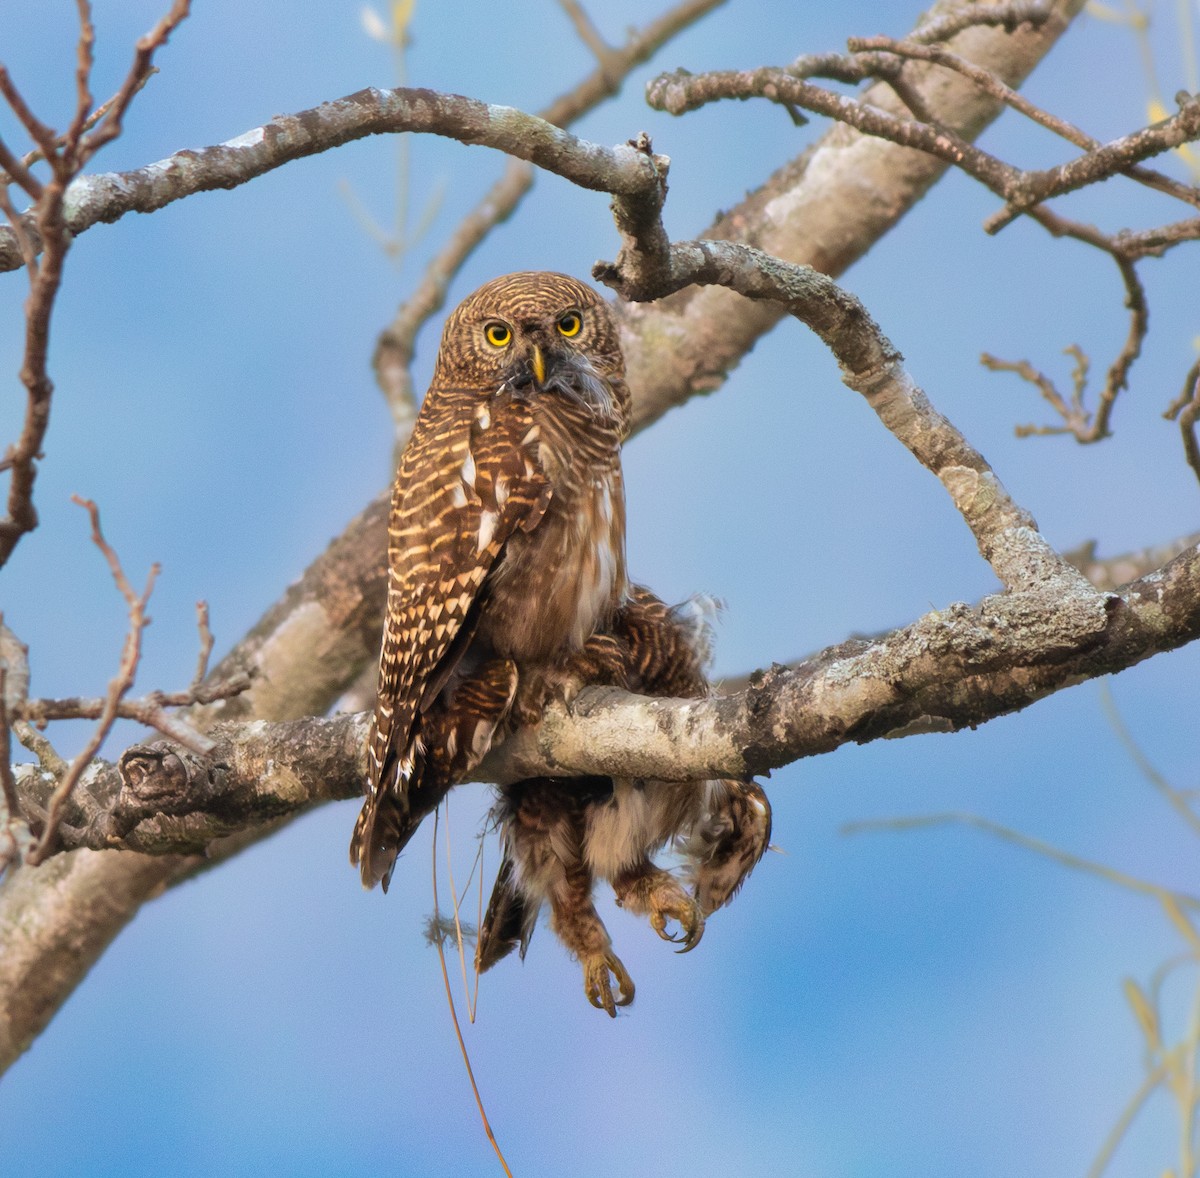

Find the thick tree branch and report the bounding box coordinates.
[0,90,661,277]
[494,543,1198,778]
[600,238,1088,596]
[20,535,1199,855]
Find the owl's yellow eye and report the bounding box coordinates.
[557,310,583,338]
[484,322,512,348]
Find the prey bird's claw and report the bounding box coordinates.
[649,895,705,953]
[582,950,635,1017]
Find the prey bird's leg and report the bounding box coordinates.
[613,859,705,954]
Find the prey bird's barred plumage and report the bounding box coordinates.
[351,272,630,890]
[475,586,772,1016]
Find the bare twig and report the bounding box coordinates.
[0,133,45,201]
[372,0,726,419]
[1114,218,1200,258]
[429,808,513,1177]
[843,811,1200,908]
[647,67,1200,224]
[1100,683,1200,839]
[1065,531,1200,592]
[0,182,39,276]
[74,0,191,163]
[982,352,1077,434]
[847,33,1200,210]
[3,72,158,184]
[26,497,159,864]
[558,0,617,69]
[14,679,251,756]
[1165,358,1200,484]
[192,601,214,690]
[0,0,191,570]
[979,209,1149,441]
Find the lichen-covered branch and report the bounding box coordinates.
[0,89,661,278]
[15,713,367,857]
[599,238,1086,595]
[19,534,1199,857]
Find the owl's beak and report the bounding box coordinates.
[530,344,545,386]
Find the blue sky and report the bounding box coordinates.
[2,2,1200,1175]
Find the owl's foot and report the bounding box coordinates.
[614,866,706,953]
[511,634,631,728]
[583,949,635,1017]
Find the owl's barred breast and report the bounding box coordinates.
[355,271,634,889]
[478,395,628,662]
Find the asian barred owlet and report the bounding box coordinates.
[350,272,631,890]
[349,270,771,1014]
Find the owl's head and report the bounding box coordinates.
[434,271,628,427]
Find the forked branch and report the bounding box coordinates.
[0,0,191,570]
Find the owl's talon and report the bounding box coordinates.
[583,950,635,1016]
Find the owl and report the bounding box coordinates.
[350,272,631,891]
[475,586,773,1016]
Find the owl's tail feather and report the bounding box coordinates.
[349,787,410,892]
[351,658,520,892]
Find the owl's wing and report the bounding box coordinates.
[350,394,550,889]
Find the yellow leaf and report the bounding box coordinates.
[392,0,417,36]
[1160,892,1200,954]
[1086,1,1129,22]
[1123,977,1161,1049]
